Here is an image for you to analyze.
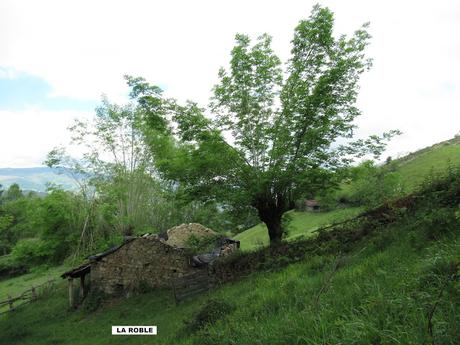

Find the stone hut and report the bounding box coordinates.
[89,236,192,295]
[304,199,321,212]
[61,223,239,306]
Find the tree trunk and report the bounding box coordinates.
[257,208,284,246]
[264,216,283,246]
[254,192,290,246]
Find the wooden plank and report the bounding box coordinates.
[7,295,14,311]
[175,280,209,289]
[79,275,85,300]
[0,278,57,314]
[176,283,210,296]
[176,288,209,301]
[68,278,74,308]
[172,268,214,303]
[177,285,209,295]
[174,277,209,287]
[174,284,207,292]
[174,274,208,284]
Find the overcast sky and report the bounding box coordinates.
[0,0,459,168]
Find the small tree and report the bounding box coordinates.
[47,97,157,236]
[3,184,23,201]
[130,5,399,245]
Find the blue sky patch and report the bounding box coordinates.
[0,72,98,112]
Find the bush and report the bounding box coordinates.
[369,230,395,251]
[416,208,459,240]
[315,161,406,210]
[10,238,52,267]
[0,254,27,279]
[185,298,235,332]
[351,167,405,208]
[185,234,220,254]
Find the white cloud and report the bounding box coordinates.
[0,0,459,166]
[0,66,22,79]
[0,108,92,167]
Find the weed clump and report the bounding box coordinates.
[185,298,235,332]
[416,208,459,240]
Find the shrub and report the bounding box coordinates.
[185,234,220,254]
[10,238,52,267]
[416,208,459,240]
[185,298,235,332]
[0,254,27,279]
[369,230,395,251]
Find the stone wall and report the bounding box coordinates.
[90,237,196,295]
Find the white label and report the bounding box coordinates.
[112,326,157,335]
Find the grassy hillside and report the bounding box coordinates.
[392,136,460,190]
[0,265,68,314]
[0,265,68,300]
[1,177,459,344]
[235,207,363,250]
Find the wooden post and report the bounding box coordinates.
[79,275,85,300]
[68,278,74,308]
[7,294,14,311]
[31,285,37,300]
[171,280,178,305]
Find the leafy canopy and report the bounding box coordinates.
[128,5,399,243]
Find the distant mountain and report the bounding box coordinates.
[0,167,79,192]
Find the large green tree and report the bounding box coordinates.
[130,5,398,245]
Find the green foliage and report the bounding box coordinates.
[416,207,459,240]
[185,234,220,254]
[3,184,23,201]
[185,298,235,332]
[124,5,398,245]
[10,239,50,267]
[337,160,406,208]
[0,186,86,269]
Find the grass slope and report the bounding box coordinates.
[0,265,69,314]
[235,207,363,250]
[392,136,460,190]
[0,265,68,300]
[1,204,459,345]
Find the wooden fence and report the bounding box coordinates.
[0,279,55,315]
[171,269,215,304]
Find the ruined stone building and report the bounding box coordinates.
[61,223,239,306]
